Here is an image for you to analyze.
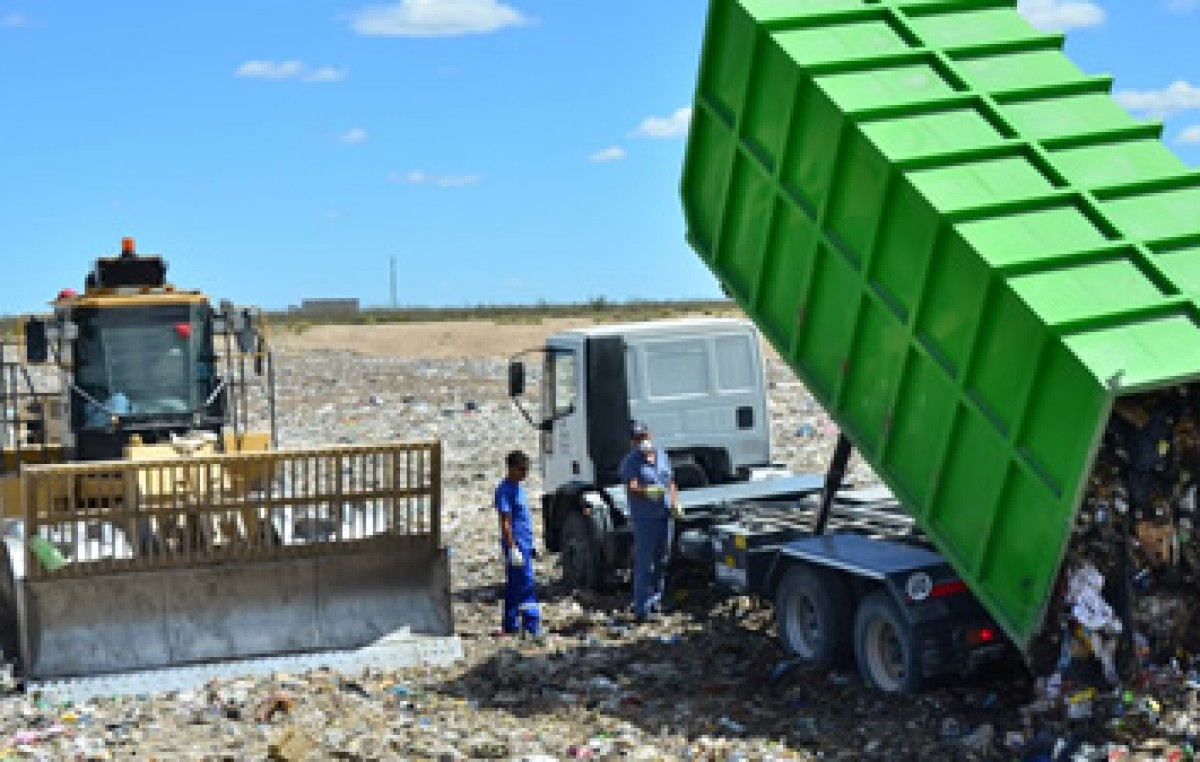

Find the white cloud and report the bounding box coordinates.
[1168,0,1198,11]
[394,170,427,184]
[236,60,345,82]
[391,169,481,187]
[351,0,527,37]
[435,174,480,187]
[630,107,692,139]
[1017,0,1105,31]
[0,13,31,28]
[1115,81,1200,119]
[304,66,348,83]
[237,60,304,79]
[1179,125,1200,144]
[339,128,369,144]
[589,146,627,163]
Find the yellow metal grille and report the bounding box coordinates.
[21,441,442,579]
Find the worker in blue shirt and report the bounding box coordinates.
[495,449,542,637]
[620,421,680,622]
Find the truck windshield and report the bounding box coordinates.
[73,304,213,426]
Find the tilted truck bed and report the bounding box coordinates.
[682,0,1200,648]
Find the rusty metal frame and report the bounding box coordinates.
[1,338,62,459]
[22,441,442,580]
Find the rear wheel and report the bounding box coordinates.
[560,510,602,591]
[775,565,853,668]
[853,589,921,693]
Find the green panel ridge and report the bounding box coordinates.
[682,0,1200,648]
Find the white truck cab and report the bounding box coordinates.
[509,317,784,587]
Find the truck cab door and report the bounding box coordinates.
[541,341,589,490]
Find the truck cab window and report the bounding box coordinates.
[548,350,577,418]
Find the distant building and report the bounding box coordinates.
[292,298,361,316]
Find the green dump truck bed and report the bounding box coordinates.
[682,0,1200,649]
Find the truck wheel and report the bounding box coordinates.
[775,565,852,668]
[853,589,921,693]
[560,511,601,591]
[673,462,709,490]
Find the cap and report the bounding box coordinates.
[629,421,649,439]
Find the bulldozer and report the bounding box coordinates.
[0,239,452,680]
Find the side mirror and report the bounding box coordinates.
[236,309,256,354]
[24,319,48,363]
[507,360,525,398]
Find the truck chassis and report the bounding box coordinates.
[548,436,1007,693]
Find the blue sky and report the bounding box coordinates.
[0,0,1197,314]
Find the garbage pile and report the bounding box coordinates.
[1026,385,1200,736]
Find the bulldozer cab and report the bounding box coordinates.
[70,298,223,460]
[22,238,272,462]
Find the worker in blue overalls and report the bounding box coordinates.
[620,421,679,622]
[495,449,542,638]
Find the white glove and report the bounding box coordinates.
[507,546,525,567]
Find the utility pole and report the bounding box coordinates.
[390,256,398,308]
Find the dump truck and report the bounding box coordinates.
[680,0,1200,678]
[509,317,1006,692]
[0,239,452,680]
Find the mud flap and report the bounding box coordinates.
[13,537,452,680]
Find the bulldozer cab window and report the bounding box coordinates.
[73,304,213,425]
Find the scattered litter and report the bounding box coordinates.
[0,347,1193,758]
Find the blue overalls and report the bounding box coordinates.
[620,447,675,619]
[495,478,541,635]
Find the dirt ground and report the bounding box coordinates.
[274,319,614,359]
[272,313,779,361]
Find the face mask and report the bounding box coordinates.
[639,439,654,453]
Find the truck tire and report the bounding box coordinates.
[673,462,709,490]
[774,565,853,668]
[560,510,603,591]
[853,589,921,693]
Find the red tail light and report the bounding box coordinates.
[966,627,996,647]
[930,580,968,598]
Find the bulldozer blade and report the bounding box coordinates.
[6,442,452,680]
[4,537,451,679]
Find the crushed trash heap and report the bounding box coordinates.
[1035,385,1200,720]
